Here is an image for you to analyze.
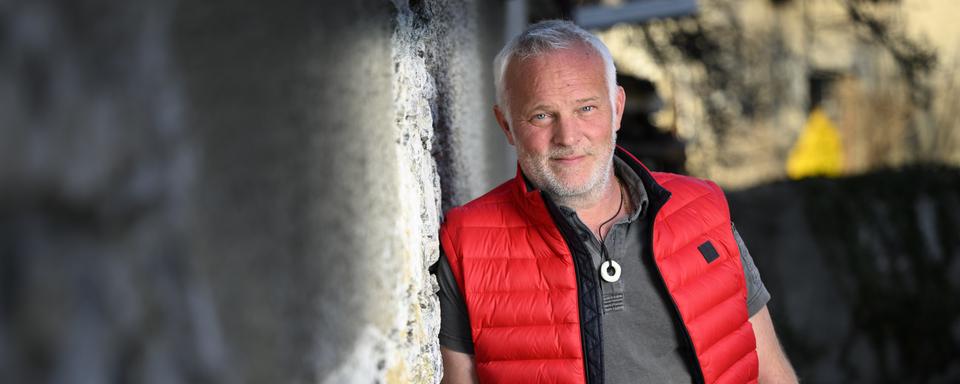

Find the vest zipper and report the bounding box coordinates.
[544,196,604,384]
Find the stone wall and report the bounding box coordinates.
[1,0,502,382]
[728,166,960,383]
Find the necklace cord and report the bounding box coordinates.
[595,180,625,264]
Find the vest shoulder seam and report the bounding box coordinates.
[656,189,715,221]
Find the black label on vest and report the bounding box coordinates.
[698,241,720,263]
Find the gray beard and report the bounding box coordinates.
[546,152,616,209]
[543,138,617,209]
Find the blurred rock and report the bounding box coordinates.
[0,0,500,382]
[728,166,960,383]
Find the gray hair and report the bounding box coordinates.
[493,20,618,121]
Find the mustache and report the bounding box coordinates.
[548,145,593,158]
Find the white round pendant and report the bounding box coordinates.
[600,260,621,282]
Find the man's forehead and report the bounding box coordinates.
[510,47,601,78]
[505,48,606,99]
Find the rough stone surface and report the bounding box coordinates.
[174,1,407,382]
[1,0,499,383]
[406,0,512,210]
[0,1,224,383]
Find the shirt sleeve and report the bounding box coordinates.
[429,249,475,354]
[733,223,771,317]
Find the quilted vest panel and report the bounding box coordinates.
[440,177,586,384]
[650,172,759,384]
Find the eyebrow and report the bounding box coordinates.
[527,103,554,113]
[525,96,602,115]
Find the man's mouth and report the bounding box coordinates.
[551,155,586,164]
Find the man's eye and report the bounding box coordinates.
[581,106,595,112]
[533,113,548,120]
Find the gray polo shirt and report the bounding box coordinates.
[433,158,770,383]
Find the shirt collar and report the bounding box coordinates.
[553,156,649,224]
[613,155,648,223]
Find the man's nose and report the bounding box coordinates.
[552,115,581,146]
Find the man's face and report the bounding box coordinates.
[495,44,625,200]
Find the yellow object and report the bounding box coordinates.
[786,108,844,179]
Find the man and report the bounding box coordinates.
[433,20,797,383]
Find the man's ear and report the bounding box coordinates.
[493,105,516,146]
[613,85,626,133]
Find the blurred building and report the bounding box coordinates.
[596,0,960,188]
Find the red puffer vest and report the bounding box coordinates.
[439,152,758,384]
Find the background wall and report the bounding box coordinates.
[727,167,960,382]
[0,0,505,382]
[598,0,960,188]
